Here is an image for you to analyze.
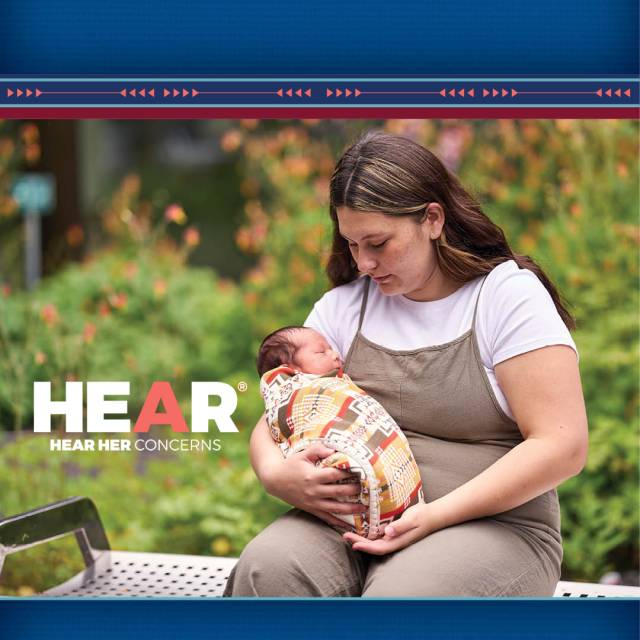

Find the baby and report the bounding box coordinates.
[258,326,424,540]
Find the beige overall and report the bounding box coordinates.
[224,276,563,596]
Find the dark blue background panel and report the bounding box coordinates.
[0,0,637,76]
[0,599,638,640]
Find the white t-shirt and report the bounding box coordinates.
[304,260,577,421]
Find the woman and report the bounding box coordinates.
[224,131,588,597]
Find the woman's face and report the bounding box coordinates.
[336,206,453,301]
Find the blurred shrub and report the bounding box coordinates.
[0,181,258,429]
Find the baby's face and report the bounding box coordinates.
[291,329,342,375]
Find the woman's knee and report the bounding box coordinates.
[225,532,295,596]
[224,510,367,597]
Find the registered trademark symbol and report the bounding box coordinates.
[237,381,248,392]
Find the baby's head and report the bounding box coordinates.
[257,326,342,377]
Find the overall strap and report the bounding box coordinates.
[356,276,371,332]
[471,274,490,332]
[343,276,371,373]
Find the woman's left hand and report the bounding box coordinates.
[343,503,434,555]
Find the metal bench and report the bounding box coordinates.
[1,497,638,598]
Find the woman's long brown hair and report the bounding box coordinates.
[327,131,575,330]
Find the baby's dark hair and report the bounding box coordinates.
[257,326,306,377]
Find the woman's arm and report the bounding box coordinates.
[344,344,588,554]
[250,413,367,528]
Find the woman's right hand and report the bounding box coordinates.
[249,414,366,529]
[264,443,367,529]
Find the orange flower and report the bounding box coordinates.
[220,130,242,152]
[1,283,10,297]
[243,291,258,307]
[519,235,537,253]
[98,301,111,317]
[246,266,266,285]
[123,262,138,279]
[153,279,168,298]
[235,227,251,251]
[20,123,39,144]
[183,226,200,248]
[0,137,15,158]
[0,195,18,218]
[24,143,41,165]
[66,225,84,247]
[40,304,59,327]
[121,174,141,195]
[83,322,97,344]
[283,155,312,179]
[217,278,233,293]
[34,351,47,365]
[164,204,187,225]
[109,292,128,310]
[570,202,583,218]
[616,163,629,179]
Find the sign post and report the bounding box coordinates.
[11,174,56,290]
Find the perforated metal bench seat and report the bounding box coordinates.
[41,557,640,598]
[2,497,639,598]
[44,551,238,597]
[41,556,640,598]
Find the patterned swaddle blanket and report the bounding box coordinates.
[260,365,424,539]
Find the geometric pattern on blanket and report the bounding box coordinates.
[260,365,424,539]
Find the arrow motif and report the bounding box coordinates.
[328,87,477,99]
[2,83,632,106]
[31,89,124,96]
[517,90,602,96]
[4,86,159,99]
[357,89,446,96]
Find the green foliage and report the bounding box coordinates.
[0,247,255,430]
